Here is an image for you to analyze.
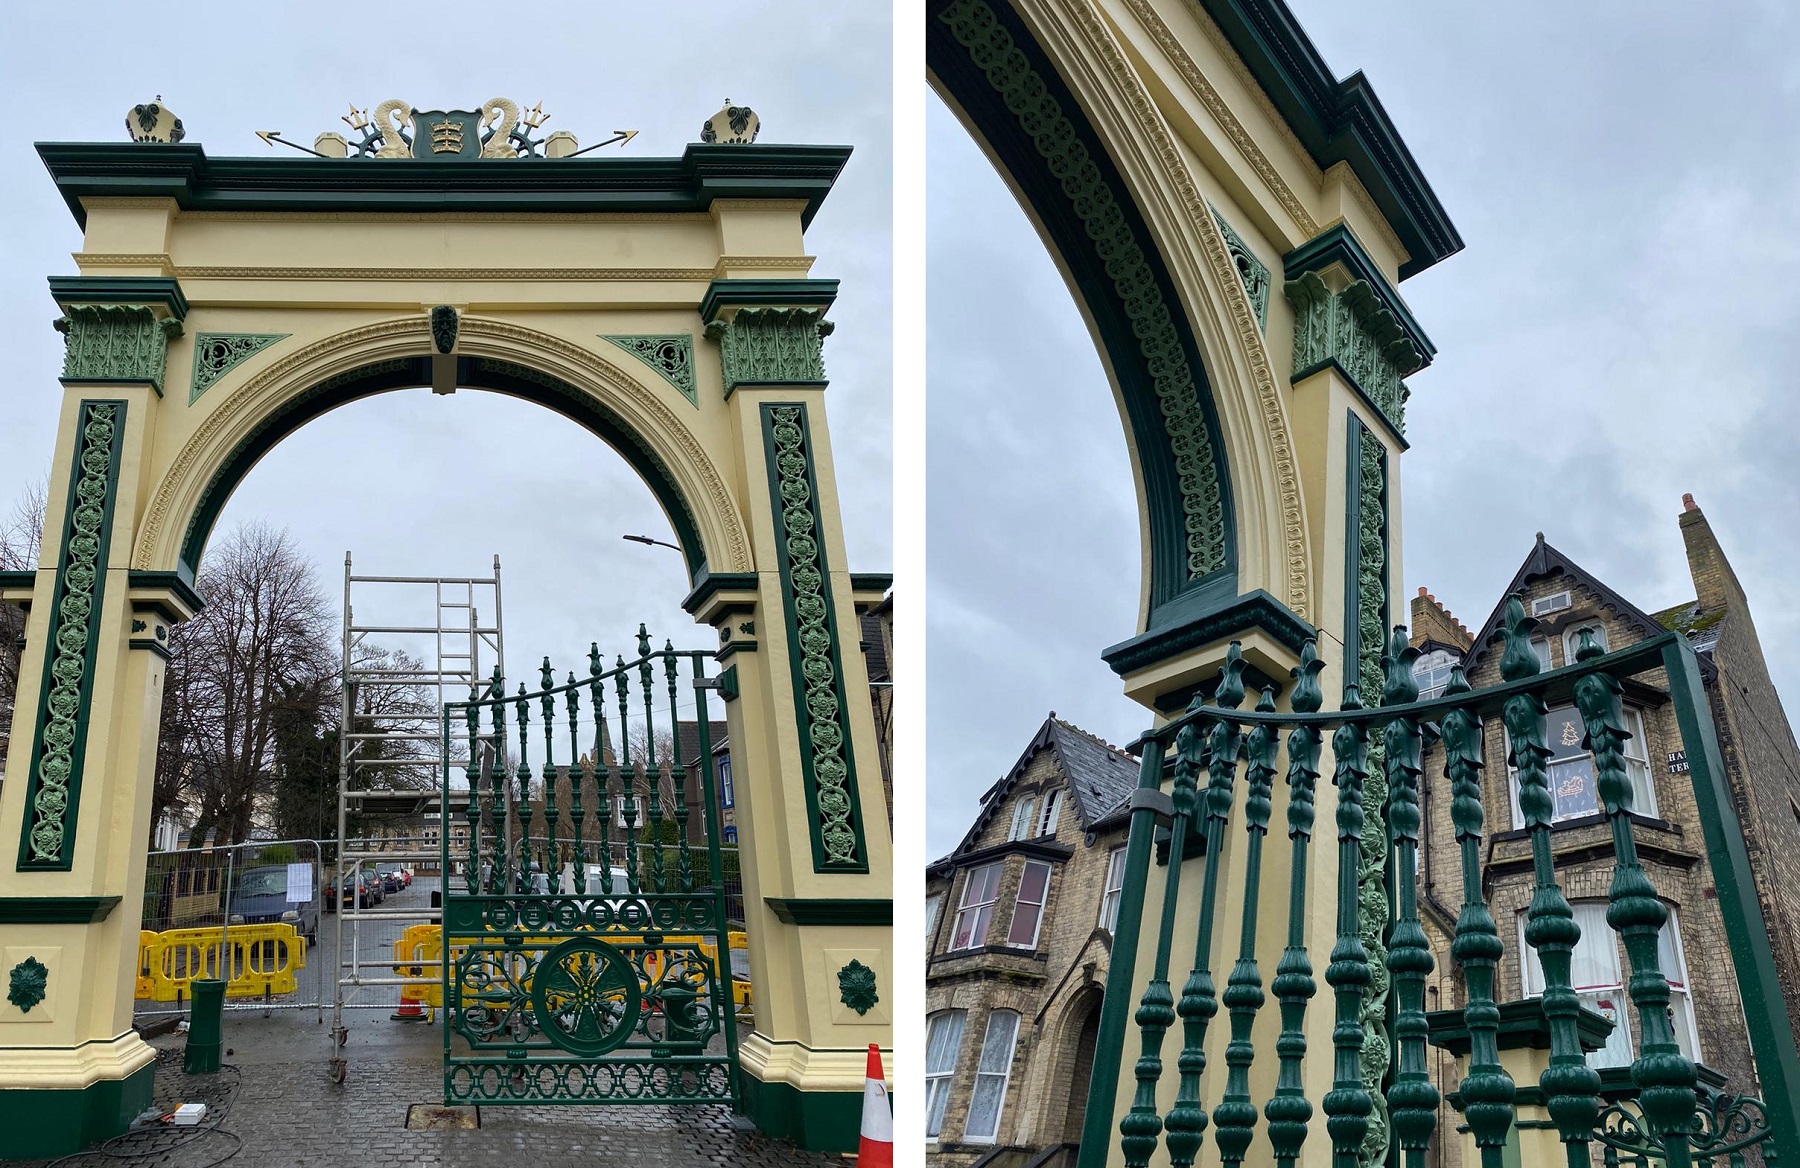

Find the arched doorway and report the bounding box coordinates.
[0,127,890,1156]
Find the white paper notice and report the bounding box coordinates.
[286,863,312,903]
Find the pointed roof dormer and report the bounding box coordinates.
[1463,532,1670,672]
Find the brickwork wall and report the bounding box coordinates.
[925,741,1130,1165]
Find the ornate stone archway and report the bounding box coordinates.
[0,105,890,1156]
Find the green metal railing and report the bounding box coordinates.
[440,628,738,1107]
[1081,597,1798,1168]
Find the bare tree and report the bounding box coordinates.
[178,522,336,847]
[0,478,48,738]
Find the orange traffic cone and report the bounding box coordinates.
[390,986,428,1022]
[857,1043,891,1167]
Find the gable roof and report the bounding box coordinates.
[938,714,1140,865]
[1464,533,1673,672]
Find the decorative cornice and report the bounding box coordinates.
[0,896,121,924]
[37,142,853,230]
[1102,588,1314,676]
[705,308,832,398]
[71,252,174,271]
[1283,223,1433,362]
[698,278,840,323]
[48,275,188,321]
[681,570,760,618]
[764,898,892,926]
[171,265,719,281]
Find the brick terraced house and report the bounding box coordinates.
[1415,497,1800,1165]
[925,716,1141,1167]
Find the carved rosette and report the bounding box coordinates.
[55,306,182,394]
[21,402,125,869]
[705,309,831,398]
[939,0,1229,580]
[837,958,878,1015]
[763,404,863,871]
[6,957,47,1013]
[1285,270,1420,435]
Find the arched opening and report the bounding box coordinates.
[1059,986,1104,1146]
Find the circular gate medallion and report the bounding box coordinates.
[529,937,641,1057]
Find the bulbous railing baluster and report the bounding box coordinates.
[1574,629,1697,1167]
[566,673,585,895]
[540,659,559,893]
[1216,685,1278,1166]
[1267,641,1325,1168]
[487,666,507,894]
[463,687,481,893]
[1442,663,1514,1166]
[666,643,694,893]
[514,682,534,893]
[589,645,613,895]
[1159,698,1216,1159]
[637,627,666,894]
[616,655,640,894]
[1383,626,1439,1168]
[1500,597,1600,1164]
[1322,683,1373,1168]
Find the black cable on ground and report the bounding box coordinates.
[43,1056,244,1168]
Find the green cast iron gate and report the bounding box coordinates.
[440,630,739,1107]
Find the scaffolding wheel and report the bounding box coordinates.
[328,1057,347,1085]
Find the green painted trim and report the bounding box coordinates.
[1287,273,1418,436]
[737,1068,867,1153]
[127,637,172,660]
[849,572,893,595]
[37,143,852,231]
[1101,588,1314,676]
[53,307,181,394]
[0,570,33,593]
[188,332,289,404]
[0,1059,153,1159]
[1426,999,1614,1058]
[18,401,125,872]
[761,403,868,874]
[176,357,711,582]
[599,335,698,405]
[680,570,759,617]
[48,276,188,321]
[698,279,840,323]
[705,309,832,397]
[0,896,120,923]
[1282,224,1434,361]
[126,571,205,619]
[715,639,758,663]
[763,897,892,926]
[931,0,1235,594]
[1191,0,1463,279]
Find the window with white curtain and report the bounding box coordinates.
[1037,789,1065,837]
[1007,796,1038,842]
[1412,649,1457,699]
[926,894,943,940]
[1005,860,1053,948]
[925,1010,967,1139]
[951,864,1002,951]
[1531,635,1554,672]
[964,1009,1020,1143]
[1507,705,1657,827]
[1518,900,1701,1069]
[1564,621,1609,662]
[1099,847,1128,934]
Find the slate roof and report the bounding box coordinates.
[1463,533,1674,673]
[677,721,730,767]
[933,714,1140,869]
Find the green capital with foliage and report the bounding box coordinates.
[705,308,832,397]
[55,305,182,393]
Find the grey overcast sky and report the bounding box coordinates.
[0,2,891,718]
[927,2,1800,858]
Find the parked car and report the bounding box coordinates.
[226,865,318,945]
[338,870,384,909]
[380,869,403,893]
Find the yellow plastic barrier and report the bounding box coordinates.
[136,931,161,1000]
[147,924,305,1002]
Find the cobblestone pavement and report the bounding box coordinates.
[22,1029,845,1168]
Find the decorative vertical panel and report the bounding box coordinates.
[1342,416,1391,1163]
[601,334,698,405]
[761,403,866,872]
[18,401,126,871]
[189,332,289,403]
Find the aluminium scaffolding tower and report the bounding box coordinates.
[330,553,504,1071]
